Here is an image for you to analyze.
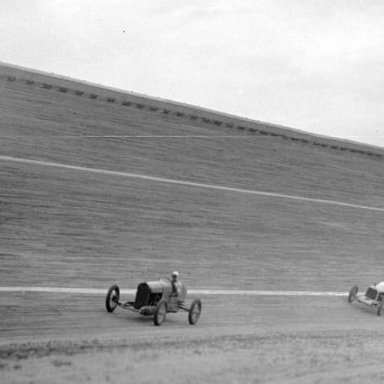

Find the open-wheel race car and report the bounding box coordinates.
[348,282,384,315]
[105,277,202,326]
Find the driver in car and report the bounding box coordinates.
[171,271,181,297]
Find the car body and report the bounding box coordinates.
[348,282,384,315]
[105,278,202,326]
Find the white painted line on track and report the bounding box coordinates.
[0,287,347,296]
[61,135,267,139]
[1,155,384,212]
[191,290,348,297]
[0,287,112,294]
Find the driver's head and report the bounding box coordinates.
[171,271,179,281]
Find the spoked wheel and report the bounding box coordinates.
[348,286,358,303]
[105,284,120,313]
[154,300,167,326]
[188,299,202,325]
[377,300,384,316]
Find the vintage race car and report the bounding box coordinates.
[105,278,202,326]
[348,282,384,315]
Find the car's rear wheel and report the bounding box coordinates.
[348,285,358,303]
[188,299,202,325]
[377,300,384,316]
[154,300,167,326]
[105,284,120,313]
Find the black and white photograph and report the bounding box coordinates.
[1,1,384,383]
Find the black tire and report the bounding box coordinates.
[105,284,120,313]
[188,299,202,325]
[348,285,358,303]
[377,300,384,316]
[154,300,167,326]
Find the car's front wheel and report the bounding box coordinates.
[348,285,358,303]
[154,300,167,326]
[105,284,120,313]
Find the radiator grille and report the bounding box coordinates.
[365,287,377,300]
[134,283,151,309]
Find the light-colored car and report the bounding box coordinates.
[105,278,202,326]
[348,282,384,315]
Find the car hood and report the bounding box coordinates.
[375,282,384,293]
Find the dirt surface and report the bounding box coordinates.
[2,294,384,383]
[1,65,384,383]
[2,293,384,383]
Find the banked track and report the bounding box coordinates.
[1,64,384,383]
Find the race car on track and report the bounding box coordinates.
[348,282,384,315]
[105,275,202,326]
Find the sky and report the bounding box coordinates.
[1,0,384,147]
